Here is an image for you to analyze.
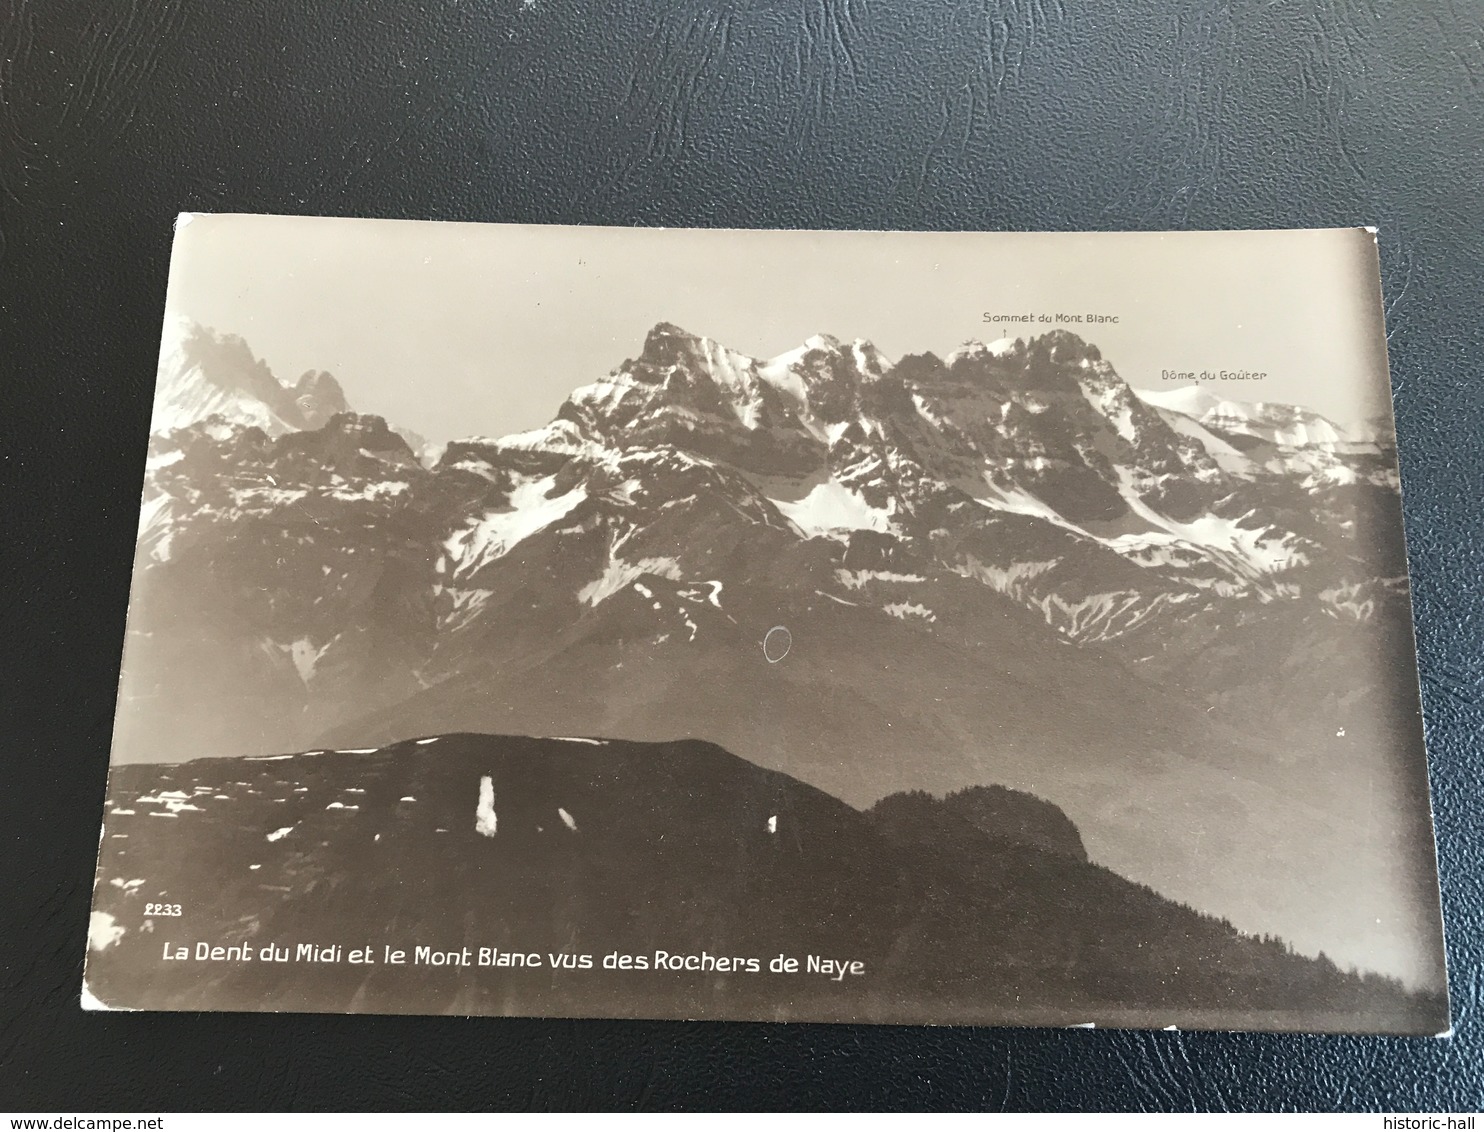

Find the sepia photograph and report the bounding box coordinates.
[83,217,1448,1034]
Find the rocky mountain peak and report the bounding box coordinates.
[153,320,344,437]
[291,369,349,429]
[274,411,421,473]
[1036,327,1102,362]
[639,321,714,368]
[151,319,434,459]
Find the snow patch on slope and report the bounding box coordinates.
[286,637,331,683]
[971,475,1084,532]
[475,776,497,837]
[443,475,587,580]
[1111,471,1306,578]
[771,480,894,537]
[579,553,683,607]
[137,494,175,561]
[955,556,1059,596]
[88,911,126,951]
[836,569,924,589]
[1152,406,1255,474]
[757,351,809,405]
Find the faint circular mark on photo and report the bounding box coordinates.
[763,626,792,664]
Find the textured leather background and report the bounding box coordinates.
[3,0,1482,1111]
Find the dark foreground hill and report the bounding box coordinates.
[85,734,1444,1033]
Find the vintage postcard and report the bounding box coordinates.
[85,218,1448,1032]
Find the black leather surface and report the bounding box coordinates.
[3,0,1482,1111]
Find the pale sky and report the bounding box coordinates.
[162,215,1395,443]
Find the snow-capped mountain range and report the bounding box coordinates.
[113,319,1438,986]
[150,319,350,438]
[150,318,434,458]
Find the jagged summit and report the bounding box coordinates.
[138,318,1404,665]
[152,320,350,437]
[1038,325,1103,356]
[638,320,708,362]
[293,369,347,427]
[152,318,440,461]
[946,336,1025,363]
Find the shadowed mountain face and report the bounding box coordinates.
[85,735,1442,1032]
[110,321,1442,991]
